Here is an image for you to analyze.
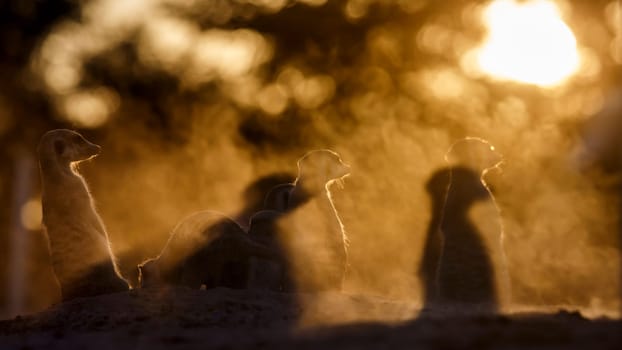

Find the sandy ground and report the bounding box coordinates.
[1,287,621,349]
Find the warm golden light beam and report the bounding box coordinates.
[472,0,580,87]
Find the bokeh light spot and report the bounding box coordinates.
[138,16,199,72]
[63,87,120,128]
[293,75,336,109]
[472,0,580,87]
[257,83,289,115]
[188,29,272,83]
[21,198,42,231]
[428,69,465,100]
[345,0,369,20]
[44,63,81,93]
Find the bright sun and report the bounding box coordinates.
[474,0,580,87]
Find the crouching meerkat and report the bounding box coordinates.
[138,210,277,289]
[38,129,128,300]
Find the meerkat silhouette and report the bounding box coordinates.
[421,167,497,311]
[420,138,506,313]
[251,150,351,292]
[232,173,296,230]
[138,210,277,289]
[246,210,289,291]
[38,129,128,300]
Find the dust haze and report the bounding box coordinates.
[1,0,622,324]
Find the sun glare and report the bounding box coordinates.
[473,0,580,87]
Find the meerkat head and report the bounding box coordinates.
[427,166,489,209]
[296,150,351,190]
[38,129,101,166]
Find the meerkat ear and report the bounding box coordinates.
[54,140,66,156]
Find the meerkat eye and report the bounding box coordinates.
[54,140,66,156]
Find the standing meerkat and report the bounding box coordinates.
[420,138,507,312]
[268,149,351,292]
[421,167,497,311]
[38,129,128,300]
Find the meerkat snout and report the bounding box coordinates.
[335,162,351,179]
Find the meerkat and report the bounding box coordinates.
[138,210,277,289]
[246,210,289,291]
[270,149,351,292]
[421,167,498,311]
[38,129,128,300]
